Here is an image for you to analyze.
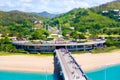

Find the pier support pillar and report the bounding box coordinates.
[76,45,78,51]
[65,46,67,50]
[101,43,104,47]
[84,45,86,51]
[34,46,37,53]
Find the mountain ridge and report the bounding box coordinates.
[0,10,47,26]
[91,0,120,11]
[32,11,58,18]
[48,0,120,37]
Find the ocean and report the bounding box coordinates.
[0,71,53,80]
[0,64,120,80]
[86,64,120,80]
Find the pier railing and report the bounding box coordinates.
[55,48,88,80]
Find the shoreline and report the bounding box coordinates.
[72,51,120,72]
[85,63,120,73]
[0,55,54,74]
[0,69,52,74]
[0,51,120,74]
[0,63,120,74]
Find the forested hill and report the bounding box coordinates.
[0,10,47,26]
[51,8,117,27]
[32,11,58,18]
[50,8,119,36]
[91,0,120,11]
[0,10,49,39]
[50,0,120,28]
[0,0,120,39]
[89,0,120,21]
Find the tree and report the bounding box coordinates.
[62,30,68,36]
[43,30,50,38]
[30,31,43,40]
[3,36,10,44]
[3,44,17,52]
[0,37,17,52]
[70,31,79,39]
[70,31,86,40]
[30,29,49,40]
[79,34,86,39]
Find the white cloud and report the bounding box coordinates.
[6,1,15,7]
[0,0,115,13]
[62,0,90,12]
[23,3,33,7]
[0,3,5,7]
[20,0,33,3]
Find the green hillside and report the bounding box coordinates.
[1,1,120,53]
[50,8,119,38]
[89,0,120,21]
[0,10,49,40]
[0,0,120,39]
[0,10,47,26]
[91,0,120,12]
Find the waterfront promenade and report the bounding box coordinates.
[12,39,106,52]
[55,48,88,80]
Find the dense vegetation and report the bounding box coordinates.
[49,8,119,38]
[0,10,50,53]
[46,0,120,50]
[0,10,46,26]
[90,0,120,22]
[0,36,17,53]
[29,29,50,40]
[0,10,50,39]
[1,0,120,53]
[91,0,120,12]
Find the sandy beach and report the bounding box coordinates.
[0,56,54,73]
[0,51,120,73]
[72,51,120,72]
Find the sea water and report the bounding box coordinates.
[0,71,53,80]
[0,64,120,80]
[86,64,120,80]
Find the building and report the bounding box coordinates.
[12,39,106,53]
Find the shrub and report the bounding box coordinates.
[91,46,117,53]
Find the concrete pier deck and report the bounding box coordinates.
[55,49,88,80]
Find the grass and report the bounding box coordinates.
[0,46,120,56]
[71,46,120,54]
[91,46,120,54]
[0,51,53,56]
[98,34,120,37]
[71,51,88,54]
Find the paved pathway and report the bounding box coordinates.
[55,48,88,80]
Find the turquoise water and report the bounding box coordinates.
[0,64,120,80]
[86,64,120,80]
[0,71,53,80]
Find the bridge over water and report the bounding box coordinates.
[55,48,88,80]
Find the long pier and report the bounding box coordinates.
[55,48,88,80]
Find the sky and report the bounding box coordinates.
[0,0,115,13]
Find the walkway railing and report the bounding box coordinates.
[55,48,88,80]
[12,40,106,46]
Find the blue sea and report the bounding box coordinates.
[86,64,120,80]
[0,64,120,80]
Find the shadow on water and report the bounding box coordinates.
[53,52,64,80]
